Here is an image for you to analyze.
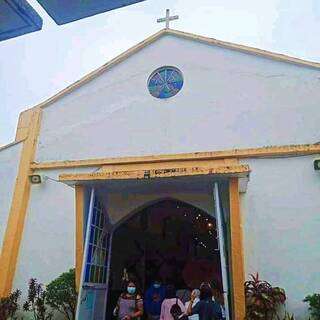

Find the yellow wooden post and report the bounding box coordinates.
[229,178,246,319]
[0,108,42,297]
[75,185,84,293]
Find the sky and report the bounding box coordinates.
[1,0,320,146]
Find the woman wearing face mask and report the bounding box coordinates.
[114,280,144,320]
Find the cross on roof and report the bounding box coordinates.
[157,9,179,29]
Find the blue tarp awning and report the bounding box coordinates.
[0,0,146,41]
[0,0,43,41]
[36,0,146,25]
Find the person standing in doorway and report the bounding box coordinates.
[113,280,144,320]
[186,283,222,320]
[144,278,166,320]
[184,289,200,320]
[160,285,186,320]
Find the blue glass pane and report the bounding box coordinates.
[89,228,94,244]
[85,264,90,282]
[84,195,110,284]
[97,212,102,228]
[100,213,105,228]
[87,245,93,263]
[94,229,100,244]
[98,266,103,283]
[148,67,183,99]
[92,208,97,226]
[96,212,101,228]
[90,266,95,282]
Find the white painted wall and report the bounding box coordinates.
[13,167,97,295]
[241,155,320,319]
[0,143,22,252]
[36,34,320,162]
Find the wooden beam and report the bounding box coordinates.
[75,185,84,293]
[15,107,38,142]
[229,178,246,319]
[0,108,42,297]
[59,164,250,183]
[30,144,320,170]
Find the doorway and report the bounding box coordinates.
[76,179,234,320]
[106,198,225,318]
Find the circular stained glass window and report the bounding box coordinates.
[148,66,183,99]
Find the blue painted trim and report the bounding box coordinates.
[36,0,146,25]
[0,0,43,41]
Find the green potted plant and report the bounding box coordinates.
[245,273,286,320]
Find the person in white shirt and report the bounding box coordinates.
[184,289,200,320]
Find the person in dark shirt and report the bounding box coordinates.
[186,283,222,320]
[144,279,166,320]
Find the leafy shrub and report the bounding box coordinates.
[278,312,295,320]
[46,269,77,320]
[23,279,52,320]
[245,273,286,320]
[0,289,21,320]
[304,294,320,320]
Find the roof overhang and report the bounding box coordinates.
[0,0,43,41]
[36,0,146,25]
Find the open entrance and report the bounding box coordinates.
[106,198,224,318]
[75,177,236,320]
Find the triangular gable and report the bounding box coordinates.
[30,28,320,111]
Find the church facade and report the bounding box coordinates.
[1,28,320,319]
